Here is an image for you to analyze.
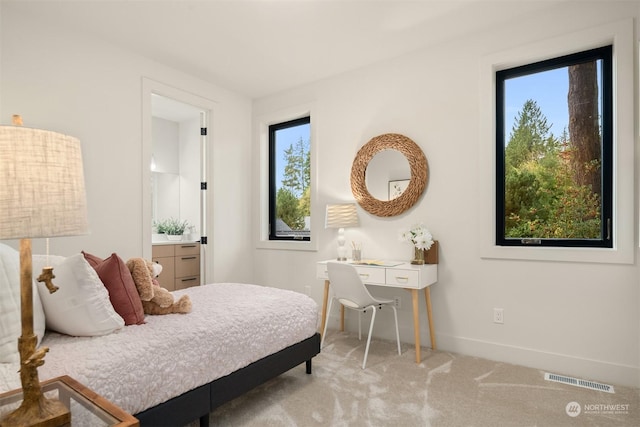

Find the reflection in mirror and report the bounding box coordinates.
[152,172,180,220]
[365,149,410,201]
[151,95,202,242]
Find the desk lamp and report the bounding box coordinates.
[0,116,88,427]
[325,203,359,261]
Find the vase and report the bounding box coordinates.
[411,247,424,265]
[166,234,183,241]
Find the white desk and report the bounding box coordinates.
[317,260,438,364]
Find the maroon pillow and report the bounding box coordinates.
[82,251,103,268]
[91,253,145,325]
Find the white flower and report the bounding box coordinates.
[399,223,434,250]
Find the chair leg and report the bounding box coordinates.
[321,298,334,349]
[362,305,376,369]
[358,310,362,341]
[391,306,401,355]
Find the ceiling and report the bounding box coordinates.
[3,0,569,99]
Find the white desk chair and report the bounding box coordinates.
[321,261,401,369]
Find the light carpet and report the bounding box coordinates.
[190,331,639,426]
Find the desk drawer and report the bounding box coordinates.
[316,264,385,284]
[175,254,200,278]
[152,244,174,258]
[354,266,385,285]
[385,269,420,288]
[175,276,200,290]
[175,243,200,256]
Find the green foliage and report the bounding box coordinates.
[505,99,558,167]
[504,99,600,239]
[276,187,305,230]
[276,135,311,231]
[281,137,310,198]
[154,217,189,235]
[298,187,311,217]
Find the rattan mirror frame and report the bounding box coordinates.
[350,133,427,217]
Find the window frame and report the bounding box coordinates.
[267,116,311,242]
[495,45,613,249]
[478,18,634,265]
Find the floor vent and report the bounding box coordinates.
[545,373,615,393]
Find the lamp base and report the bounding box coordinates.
[0,397,70,427]
[336,245,348,262]
[0,240,71,427]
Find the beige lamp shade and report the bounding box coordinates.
[325,203,359,261]
[0,125,89,239]
[325,203,359,229]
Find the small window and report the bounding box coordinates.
[268,117,311,241]
[496,46,612,248]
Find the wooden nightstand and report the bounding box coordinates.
[0,375,138,426]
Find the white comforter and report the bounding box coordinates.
[0,283,319,415]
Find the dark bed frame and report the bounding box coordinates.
[134,332,321,427]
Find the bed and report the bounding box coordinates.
[0,245,321,427]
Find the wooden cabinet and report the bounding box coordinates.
[152,242,200,291]
[173,244,200,290]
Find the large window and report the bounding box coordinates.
[268,117,311,241]
[496,46,612,248]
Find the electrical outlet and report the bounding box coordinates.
[493,308,504,324]
[393,296,401,309]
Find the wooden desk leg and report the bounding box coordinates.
[320,280,329,338]
[340,305,345,331]
[424,287,437,350]
[411,288,421,364]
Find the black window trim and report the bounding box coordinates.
[268,116,311,241]
[495,45,613,248]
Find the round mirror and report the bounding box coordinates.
[365,150,411,200]
[351,133,427,217]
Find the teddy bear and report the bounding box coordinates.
[126,257,192,315]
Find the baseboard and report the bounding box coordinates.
[436,333,640,389]
[326,312,639,389]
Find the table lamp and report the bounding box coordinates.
[0,116,88,427]
[325,203,359,261]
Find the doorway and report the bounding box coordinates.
[151,94,202,235]
[142,78,214,284]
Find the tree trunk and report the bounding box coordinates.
[568,61,600,195]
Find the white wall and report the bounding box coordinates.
[0,6,254,283]
[253,2,640,387]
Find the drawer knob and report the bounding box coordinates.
[181,256,197,260]
[359,273,370,279]
[395,276,409,282]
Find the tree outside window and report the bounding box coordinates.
[269,117,311,241]
[496,46,612,248]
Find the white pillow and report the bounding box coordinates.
[36,253,125,336]
[0,243,46,362]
